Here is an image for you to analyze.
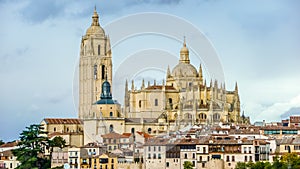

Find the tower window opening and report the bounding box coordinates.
[98,45,100,55]
[102,65,105,79]
[155,99,158,106]
[94,65,97,79]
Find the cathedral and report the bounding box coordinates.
[79,9,241,144]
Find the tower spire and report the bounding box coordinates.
[235,81,238,93]
[179,37,190,64]
[92,6,99,26]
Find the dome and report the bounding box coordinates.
[172,62,198,77]
[86,26,105,36]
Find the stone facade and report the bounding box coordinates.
[79,9,242,145]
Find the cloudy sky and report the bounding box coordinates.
[0,0,299,141]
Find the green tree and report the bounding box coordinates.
[0,139,4,146]
[183,161,193,169]
[12,124,50,169]
[235,162,247,169]
[49,136,66,149]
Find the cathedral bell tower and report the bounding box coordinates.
[79,7,112,119]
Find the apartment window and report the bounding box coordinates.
[226,156,230,162]
[148,154,151,159]
[193,153,195,159]
[202,163,205,168]
[153,154,156,159]
[208,156,210,161]
[154,146,156,151]
[203,147,206,153]
[232,156,235,162]
[158,146,161,151]
[250,156,253,162]
[155,99,158,106]
[114,146,117,150]
[295,145,300,150]
[184,153,187,159]
[199,156,202,162]
[166,162,169,167]
[285,146,290,151]
[244,147,247,153]
[249,147,252,153]
[245,156,247,162]
[197,147,200,151]
[192,161,195,167]
[158,154,161,159]
[148,146,151,151]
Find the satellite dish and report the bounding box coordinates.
[64,163,70,169]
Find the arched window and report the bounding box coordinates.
[148,128,152,134]
[54,127,56,132]
[154,99,158,106]
[110,112,113,117]
[139,100,142,108]
[131,128,135,134]
[98,45,100,55]
[102,65,105,80]
[199,113,207,120]
[109,125,114,133]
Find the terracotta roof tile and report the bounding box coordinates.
[44,118,83,124]
[101,132,130,139]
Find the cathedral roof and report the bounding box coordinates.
[145,85,176,90]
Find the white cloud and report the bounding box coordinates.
[253,94,300,122]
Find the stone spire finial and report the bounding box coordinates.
[92,6,100,26]
[141,79,145,89]
[131,80,134,91]
[180,36,190,64]
[166,65,171,78]
[235,82,238,93]
[125,79,128,91]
